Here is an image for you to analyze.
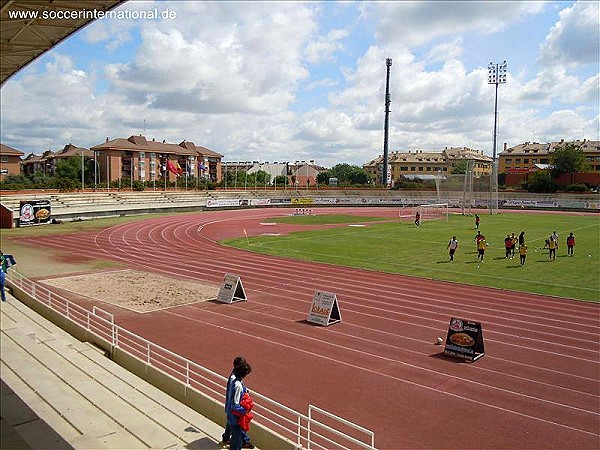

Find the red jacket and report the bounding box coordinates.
[233,392,254,431]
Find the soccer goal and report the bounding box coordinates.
[419,203,449,222]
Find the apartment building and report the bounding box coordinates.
[20,136,224,184]
[22,144,94,177]
[498,139,600,173]
[90,135,222,183]
[363,147,491,183]
[0,143,24,179]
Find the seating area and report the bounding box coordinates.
[0,292,225,449]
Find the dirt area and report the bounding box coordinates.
[42,270,220,313]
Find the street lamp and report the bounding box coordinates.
[487,60,507,214]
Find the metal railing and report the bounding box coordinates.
[7,269,376,449]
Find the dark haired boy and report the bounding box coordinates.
[222,357,253,448]
[227,362,253,450]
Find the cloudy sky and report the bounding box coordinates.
[1,0,598,167]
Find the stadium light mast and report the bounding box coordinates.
[487,60,507,214]
[382,58,392,187]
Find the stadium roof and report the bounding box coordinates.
[0,0,126,86]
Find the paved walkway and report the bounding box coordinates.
[0,292,226,449]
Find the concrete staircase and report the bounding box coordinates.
[0,294,226,449]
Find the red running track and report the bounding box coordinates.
[19,207,600,449]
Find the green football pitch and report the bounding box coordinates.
[223,212,600,302]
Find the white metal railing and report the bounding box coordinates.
[6,269,376,449]
[308,404,375,450]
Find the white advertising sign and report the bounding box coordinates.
[307,290,342,326]
[217,273,247,304]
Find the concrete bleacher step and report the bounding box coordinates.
[0,378,72,449]
[0,297,225,449]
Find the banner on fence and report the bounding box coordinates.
[307,290,341,326]
[217,273,247,304]
[270,198,292,205]
[250,199,272,206]
[206,198,244,208]
[292,197,314,205]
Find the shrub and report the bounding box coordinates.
[524,171,557,193]
[565,183,588,192]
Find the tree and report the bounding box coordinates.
[329,163,371,185]
[54,156,81,181]
[451,159,469,174]
[551,143,591,183]
[273,175,287,187]
[526,170,556,193]
[347,167,370,185]
[317,170,333,185]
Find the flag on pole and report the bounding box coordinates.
[243,228,248,236]
[176,162,183,175]
[166,160,179,175]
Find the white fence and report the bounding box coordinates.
[7,269,375,450]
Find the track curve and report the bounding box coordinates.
[20,207,600,449]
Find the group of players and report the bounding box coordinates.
[445,218,577,266]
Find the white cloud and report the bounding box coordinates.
[304,28,349,64]
[518,67,581,104]
[104,2,316,114]
[305,78,338,91]
[538,1,600,67]
[371,1,546,47]
[1,1,597,169]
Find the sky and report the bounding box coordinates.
[1,0,598,168]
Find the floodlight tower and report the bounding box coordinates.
[382,58,392,186]
[487,60,507,214]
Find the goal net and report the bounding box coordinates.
[435,162,499,214]
[419,203,449,222]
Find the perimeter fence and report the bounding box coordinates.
[6,269,375,450]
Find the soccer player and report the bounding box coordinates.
[477,236,487,262]
[474,231,485,250]
[415,211,420,227]
[566,232,575,256]
[548,235,557,261]
[510,233,518,258]
[504,235,512,259]
[447,236,459,261]
[519,244,528,266]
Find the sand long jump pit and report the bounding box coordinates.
[42,270,220,313]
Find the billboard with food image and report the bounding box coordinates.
[19,200,51,226]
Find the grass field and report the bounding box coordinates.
[224,212,600,302]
